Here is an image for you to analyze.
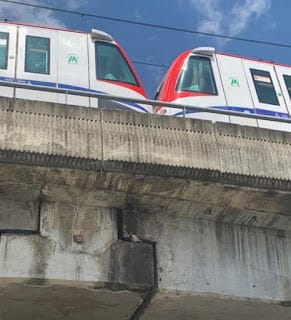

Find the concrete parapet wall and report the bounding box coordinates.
[1,97,291,189]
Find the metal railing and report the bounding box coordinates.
[1,79,291,124]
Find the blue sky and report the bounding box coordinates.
[0,0,288,97]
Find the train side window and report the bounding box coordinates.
[283,75,291,99]
[250,69,279,105]
[95,41,138,86]
[0,32,9,70]
[25,36,50,74]
[176,56,217,95]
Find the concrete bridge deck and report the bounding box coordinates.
[0,97,290,319]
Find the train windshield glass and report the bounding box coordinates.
[0,32,8,69]
[283,75,291,100]
[250,69,279,105]
[176,56,217,94]
[95,42,138,86]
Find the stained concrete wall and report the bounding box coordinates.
[0,202,154,289]
[123,211,291,301]
[0,205,115,282]
[0,199,38,231]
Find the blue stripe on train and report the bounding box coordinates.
[0,77,149,113]
[173,106,290,119]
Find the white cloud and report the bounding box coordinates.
[0,0,87,27]
[133,9,143,20]
[188,0,272,42]
[66,0,87,10]
[48,0,87,10]
[229,0,271,36]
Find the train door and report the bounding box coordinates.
[57,30,89,106]
[0,23,17,98]
[15,26,58,103]
[273,65,291,115]
[243,60,291,131]
[216,54,257,127]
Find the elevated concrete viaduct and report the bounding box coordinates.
[0,97,291,319]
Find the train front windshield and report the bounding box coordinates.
[95,41,138,86]
[176,56,217,95]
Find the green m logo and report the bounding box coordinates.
[67,54,79,64]
[230,76,240,88]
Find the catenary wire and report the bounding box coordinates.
[1,0,291,50]
[132,61,169,69]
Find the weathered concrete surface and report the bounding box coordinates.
[140,294,291,320]
[0,163,291,231]
[0,282,143,320]
[0,234,154,287]
[0,204,154,287]
[123,211,291,301]
[0,200,154,319]
[0,198,38,232]
[1,97,291,189]
[0,97,291,318]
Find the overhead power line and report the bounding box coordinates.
[2,0,291,50]
[132,60,168,69]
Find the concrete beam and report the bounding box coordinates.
[0,163,290,231]
[1,97,291,190]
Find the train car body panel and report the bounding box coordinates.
[57,30,90,106]
[0,23,17,97]
[16,25,58,103]
[242,60,287,113]
[215,54,257,127]
[274,65,291,113]
[0,21,150,113]
[242,59,290,131]
[155,47,291,131]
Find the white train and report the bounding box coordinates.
[155,47,291,131]
[0,21,151,112]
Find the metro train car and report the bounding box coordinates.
[0,21,151,112]
[154,47,291,131]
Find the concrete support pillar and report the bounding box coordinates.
[0,202,154,289]
[0,200,155,319]
[0,203,116,282]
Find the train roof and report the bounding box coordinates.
[0,20,114,42]
[188,46,291,69]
